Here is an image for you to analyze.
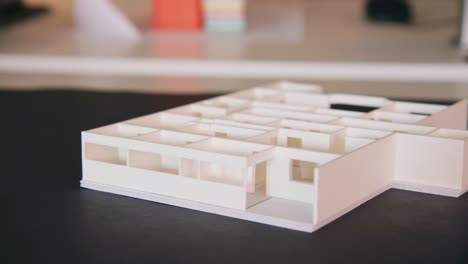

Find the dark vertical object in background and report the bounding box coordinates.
[454,0,464,45]
[366,0,412,24]
[459,0,468,63]
[0,0,48,27]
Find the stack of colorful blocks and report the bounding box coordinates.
[202,0,246,32]
[152,0,246,32]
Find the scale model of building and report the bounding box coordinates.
[81,82,468,232]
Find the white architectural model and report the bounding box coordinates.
[81,82,468,232]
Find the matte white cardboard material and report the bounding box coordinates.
[81,81,468,232]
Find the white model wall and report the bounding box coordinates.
[82,161,247,210]
[314,135,397,224]
[417,100,468,130]
[266,159,315,204]
[301,135,331,152]
[395,134,465,196]
[277,133,331,152]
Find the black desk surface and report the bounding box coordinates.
[4,90,468,264]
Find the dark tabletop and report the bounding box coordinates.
[4,89,468,264]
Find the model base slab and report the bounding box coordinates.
[81,82,468,232]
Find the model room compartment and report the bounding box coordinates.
[200,161,244,186]
[134,130,208,146]
[178,123,266,139]
[88,123,157,138]
[85,143,128,166]
[124,112,199,129]
[128,150,179,175]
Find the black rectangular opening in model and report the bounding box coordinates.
[330,104,378,113]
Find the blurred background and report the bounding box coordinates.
[4,3,468,263]
[0,0,467,99]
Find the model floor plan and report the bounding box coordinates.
[81,82,468,232]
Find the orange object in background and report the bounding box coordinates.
[152,0,202,31]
